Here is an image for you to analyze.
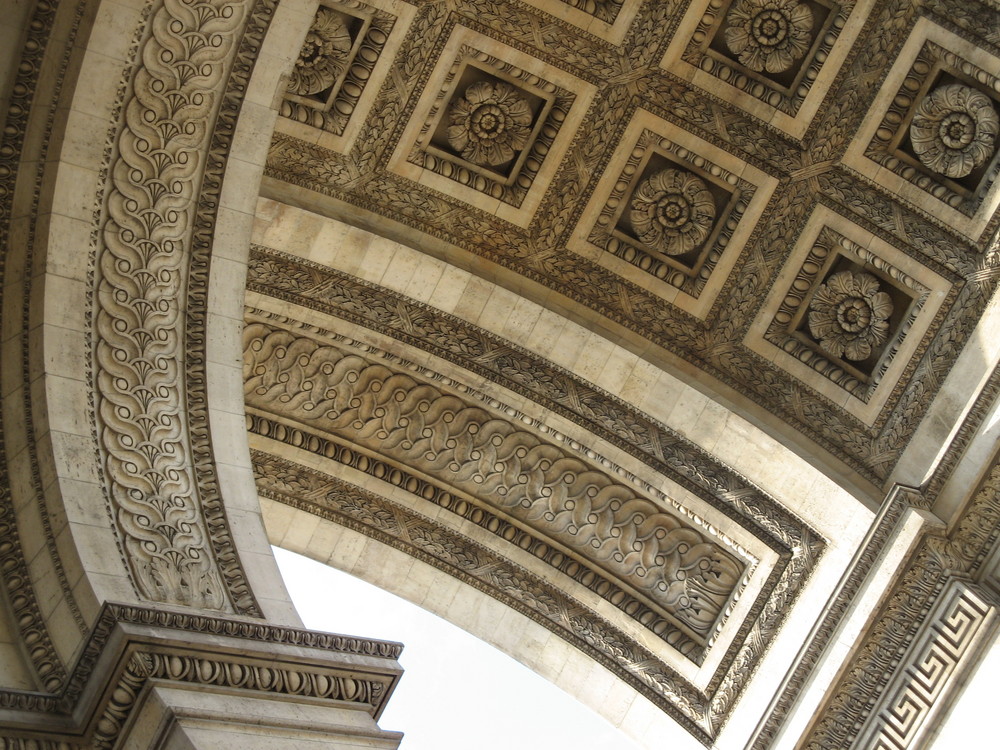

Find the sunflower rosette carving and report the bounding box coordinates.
[909,83,999,179]
[288,8,352,96]
[629,169,716,257]
[808,271,893,361]
[446,81,533,167]
[724,0,814,74]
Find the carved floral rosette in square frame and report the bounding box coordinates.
[845,19,1000,244]
[570,109,778,319]
[280,1,397,137]
[746,206,952,425]
[661,0,876,136]
[590,130,755,299]
[405,48,574,210]
[388,26,596,227]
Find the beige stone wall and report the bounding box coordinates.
[1,0,999,747]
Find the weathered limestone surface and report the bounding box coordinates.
[1,0,999,747]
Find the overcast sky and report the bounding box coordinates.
[274,547,993,749]
[274,547,644,750]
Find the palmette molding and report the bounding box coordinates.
[94,0,263,611]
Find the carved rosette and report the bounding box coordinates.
[288,7,352,96]
[630,169,716,256]
[808,271,893,361]
[446,80,532,166]
[909,83,999,179]
[724,0,814,74]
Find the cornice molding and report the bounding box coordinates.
[0,603,402,748]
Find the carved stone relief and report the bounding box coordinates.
[402,43,576,210]
[251,409,741,660]
[859,581,995,750]
[0,603,401,748]
[243,247,830,738]
[253,452,726,740]
[749,207,953,422]
[244,245,822,571]
[853,23,1000,240]
[909,83,999,180]
[253,438,806,742]
[798,448,1000,750]
[264,0,1000,490]
[243,321,748,643]
[586,122,763,302]
[806,270,894,362]
[281,1,396,137]
[7,0,1000,747]
[93,0,266,613]
[723,0,815,75]
[868,42,1000,210]
[670,0,853,118]
[557,0,624,24]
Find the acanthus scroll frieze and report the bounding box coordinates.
[244,323,746,641]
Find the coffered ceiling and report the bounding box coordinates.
[260,0,1000,495]
[249,0,1000,744]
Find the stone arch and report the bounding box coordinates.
[2,0,1000,748]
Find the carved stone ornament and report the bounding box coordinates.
[909,83,999,179]
[724,0,814,74]
[630,169,716,256]
[807,270,893,361]
[288,7,352,96]
[446,80,532,166]
[244,324,745,637]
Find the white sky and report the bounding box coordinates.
[274,547,644,750]
[274,546,995,749]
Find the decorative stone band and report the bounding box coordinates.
[94,0,263,613]
[244,323,746,642]
[253,452,721,741]
[801,452,1000,750]
[244,249,815,561]
[856,579,996,749]
[747,485,931,750]
[0,603,403,748]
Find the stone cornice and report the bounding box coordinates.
[0,602,402,748]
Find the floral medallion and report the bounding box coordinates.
[446,81,533,167]
[629,169,717,256]
[808,271,893,361]
[909,83,999,179]
[287,8,353,96]
[724,0,814,74]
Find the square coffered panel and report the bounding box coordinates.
[661,0,876,136]
[275,0,416,154]
[746,205,952,424]
[844,18,1000,243]
[389,25,596,226]
[569,109,778,319]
